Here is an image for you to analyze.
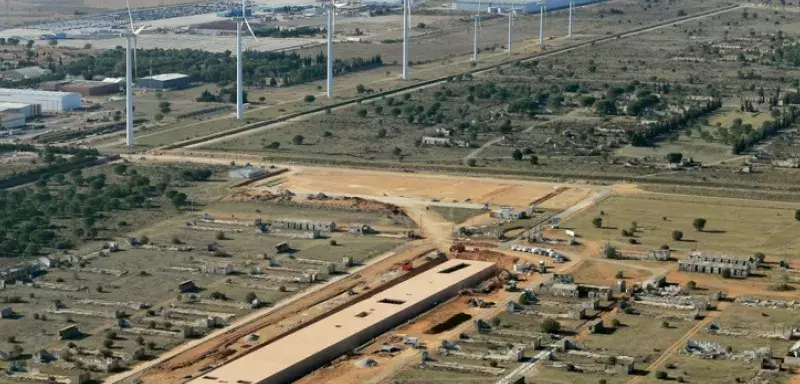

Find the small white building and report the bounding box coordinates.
[228,166,266,179]
[0,89,81,112]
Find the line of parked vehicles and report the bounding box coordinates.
[510,244,567,263]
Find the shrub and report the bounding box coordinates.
[540,318,561,333]
[292,135,305,145]
[655,371,668,380]
[615,271,624,279]
[592,217,603,228]
[610,319,620,327]
[754,252,766,263]
[467,158,477,167]
[329,239,337,246]
[685,281,697,290]
[672,230,683,241]
[215,231,226,240]
[693,218,707,231]
[662,321,669,328]
[303,95,316,103]
[103,339,113,348]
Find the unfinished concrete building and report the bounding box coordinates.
[272,219,336,232]
[189,259,496,384]
[678,252,756,278]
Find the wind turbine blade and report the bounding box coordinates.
[244,17,258,41]
[126,0,135,32]
[134,26,146,35]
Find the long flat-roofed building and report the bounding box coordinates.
[190,259,496,384]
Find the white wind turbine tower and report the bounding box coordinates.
[507,0,522,54]
[402,0,410,80]
[234,0,258,120]
[472,0,483,62]
[538,1,545,47]
[123,0,146,147]
[567,0,574,39]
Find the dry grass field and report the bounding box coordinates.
[567,192,800,259]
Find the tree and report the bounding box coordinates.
[615,271,624,279]
[113,111,122,122]
[245,292,257,303]
[304,95,316,103]
[693,218,707,231]
[662,320,669,328]
[292,135,305,145]
[377,128,387,138]
[721,268,732,279]
[795,209,800,222]
[540,318,561,333]
[154,113,164,122]
[666,152,683,164]
[592,217,603,228]
[356,84,366,94]
[530,155,539,165]
[103,339,113,348]
[267,141,281,149]
[685,281,696,290]
[158,101,171,114]
[83,43,92,49]
[135,336,145,346]
[654,371,668,380]
[754,252,766,263]
[610,319,620,327]
[672,230,683,241]
[357,109,368,118]
[512,149,523,161]
[216,231,226,240]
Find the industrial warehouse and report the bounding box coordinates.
[190,259,496,384]
[451,0,603,13]
[0,89,81,112]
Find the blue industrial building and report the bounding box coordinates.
[136,73,191,90]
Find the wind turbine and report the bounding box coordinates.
[402,0,410,80]
[472,0,483,62]
[325,1,348,96]
[123,0,146,147]
[325,1,335,98]
[538,1,545,47]
[507,0,522,54]
[234,0,258,120]
[568,0,574,39]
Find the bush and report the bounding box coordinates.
[722,268,732,279]
[655,371,668,380]
[592,217,603,228]
[540,318,561,333]
[610,319,620,327]
[662,321,670,328]
[215,231,226,240]
[304,95,316,103]
[329,239,337,246]
[693,218,707,231]
[292,135,305,145]
[685,281,696,290]
[103,339,113,348]
[621,229,630,237]
[615,271,624,279]
[672,230,683,241]
[754,252,766,263]
[467,158,477,167]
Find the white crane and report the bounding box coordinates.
[567,0,574,39]
[233,0,258,120]
[123,0,146,147]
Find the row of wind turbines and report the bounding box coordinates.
[121,0,577,147]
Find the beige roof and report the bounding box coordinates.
[190,259,495,384]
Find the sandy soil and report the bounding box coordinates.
[273,167,598,210]
[569,260,651,286]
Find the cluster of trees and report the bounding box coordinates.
[0,146,101,189]
[196,88,247,104]
[626,99,722,147]
[60,48,382,89]
[0,165,204,257]
[252,26,322,38]
[732,107,799,154]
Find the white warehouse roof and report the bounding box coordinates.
[0,102,31,109]
[143,73,189,81]
[0,89,76,97]
[0,88,81,112]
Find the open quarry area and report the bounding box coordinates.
[1,0,800,383]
